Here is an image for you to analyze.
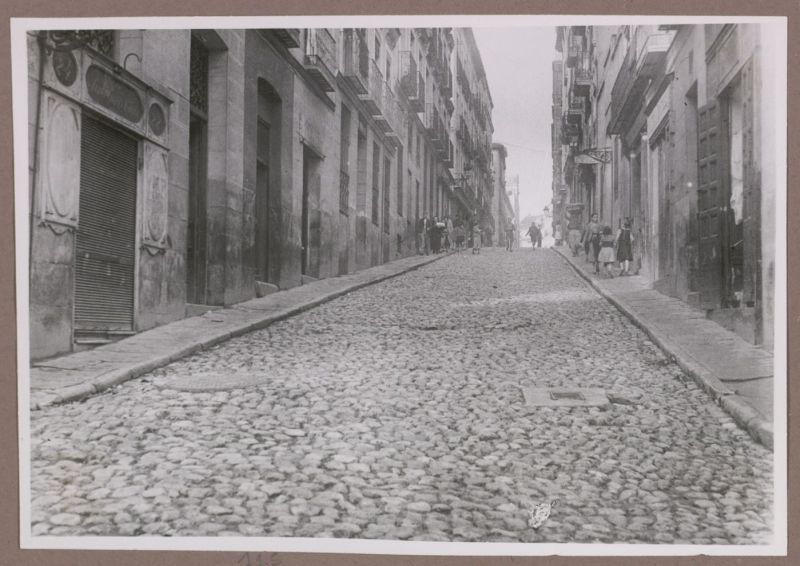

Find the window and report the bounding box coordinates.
[372,142,380,225]
[416,134,421,165]
[339,104,352,214]
[407,121,413,149]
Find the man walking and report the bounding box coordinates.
[505,218,516,252]
[526,222,542,250]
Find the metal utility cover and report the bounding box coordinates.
[523,388,609,407]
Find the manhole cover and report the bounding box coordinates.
[157,371,266,392]
[523,388,609,407]
[550,391,585,401]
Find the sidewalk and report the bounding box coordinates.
[28,253,448,411]
[553,246,773,450]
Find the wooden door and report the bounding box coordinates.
[696,100,723,309]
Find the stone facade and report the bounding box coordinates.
[27,27,494,360]
[551,24,776,348]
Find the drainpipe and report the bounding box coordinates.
[29,31,47,275]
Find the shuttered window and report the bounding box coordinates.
[74,115,138,331]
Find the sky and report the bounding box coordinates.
[473,27,557,220]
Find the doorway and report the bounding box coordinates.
[74,114,138,335]
[301,145,322,277]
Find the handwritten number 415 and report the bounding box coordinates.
[237,553,282,566]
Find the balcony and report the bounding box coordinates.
[566,35,582,68]
[342,29,369,95]
[573,66,592,98]
[442,139,454,167]
[567,97,585,124]
[374,78,403,135]
[424,103,442,141]
[359,58,384,116]
[441,65,453,98]
[607,30,674,136]
[399,51,425,112]
[561,121,581,147]
[303,29,337,92]
[270,28,301,48]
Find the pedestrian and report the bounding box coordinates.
[416,216,426,255]
[435,217,446,253]
[597,225,617,278]
[445,216,455,250]
[615,218,634,276]
[422,215,431,255]
[472,224,482,254]
[554,223,563,247]
[567,218,583,257]
[453,224,466,253]
[483,223,494,247]
[526,222,541,250]
[583,213,602,272]
[505,218,515,252]
[430,216,442,254]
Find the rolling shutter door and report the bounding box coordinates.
[74,115,138,332]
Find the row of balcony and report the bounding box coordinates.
[607,29,673,136]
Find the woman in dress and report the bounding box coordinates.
[615,219,634,275]
[472,224,482,254]
[597,225,617,278]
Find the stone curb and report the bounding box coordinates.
[31,253,449,410]
[553,247,773,451]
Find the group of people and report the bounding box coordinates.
[567,212,635,278]
[417,215,484,255]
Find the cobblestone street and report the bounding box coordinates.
[30,248,774,544]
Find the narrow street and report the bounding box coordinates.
[30,248,773,544]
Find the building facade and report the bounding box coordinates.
[491,142,515,247]
[28,27,494,360]
[451,29,495,241]
[551,24,776,349]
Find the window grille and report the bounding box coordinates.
[190,37,209,115]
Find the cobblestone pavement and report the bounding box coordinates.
[30,248,774,544]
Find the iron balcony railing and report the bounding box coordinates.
[304,29,337,92]
[399,51,425,112]
[342,29,369,94]
[567,97,586,121]
[424,102,442,141]
[573,65,592,97]
[359,57,384,116]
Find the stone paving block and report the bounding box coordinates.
[553,246,773,450]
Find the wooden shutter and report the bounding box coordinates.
[74,115,138,332]
[696,100,723,309]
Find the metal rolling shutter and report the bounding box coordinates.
[74,115,138,332]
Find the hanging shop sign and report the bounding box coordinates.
[574,148,612,164]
